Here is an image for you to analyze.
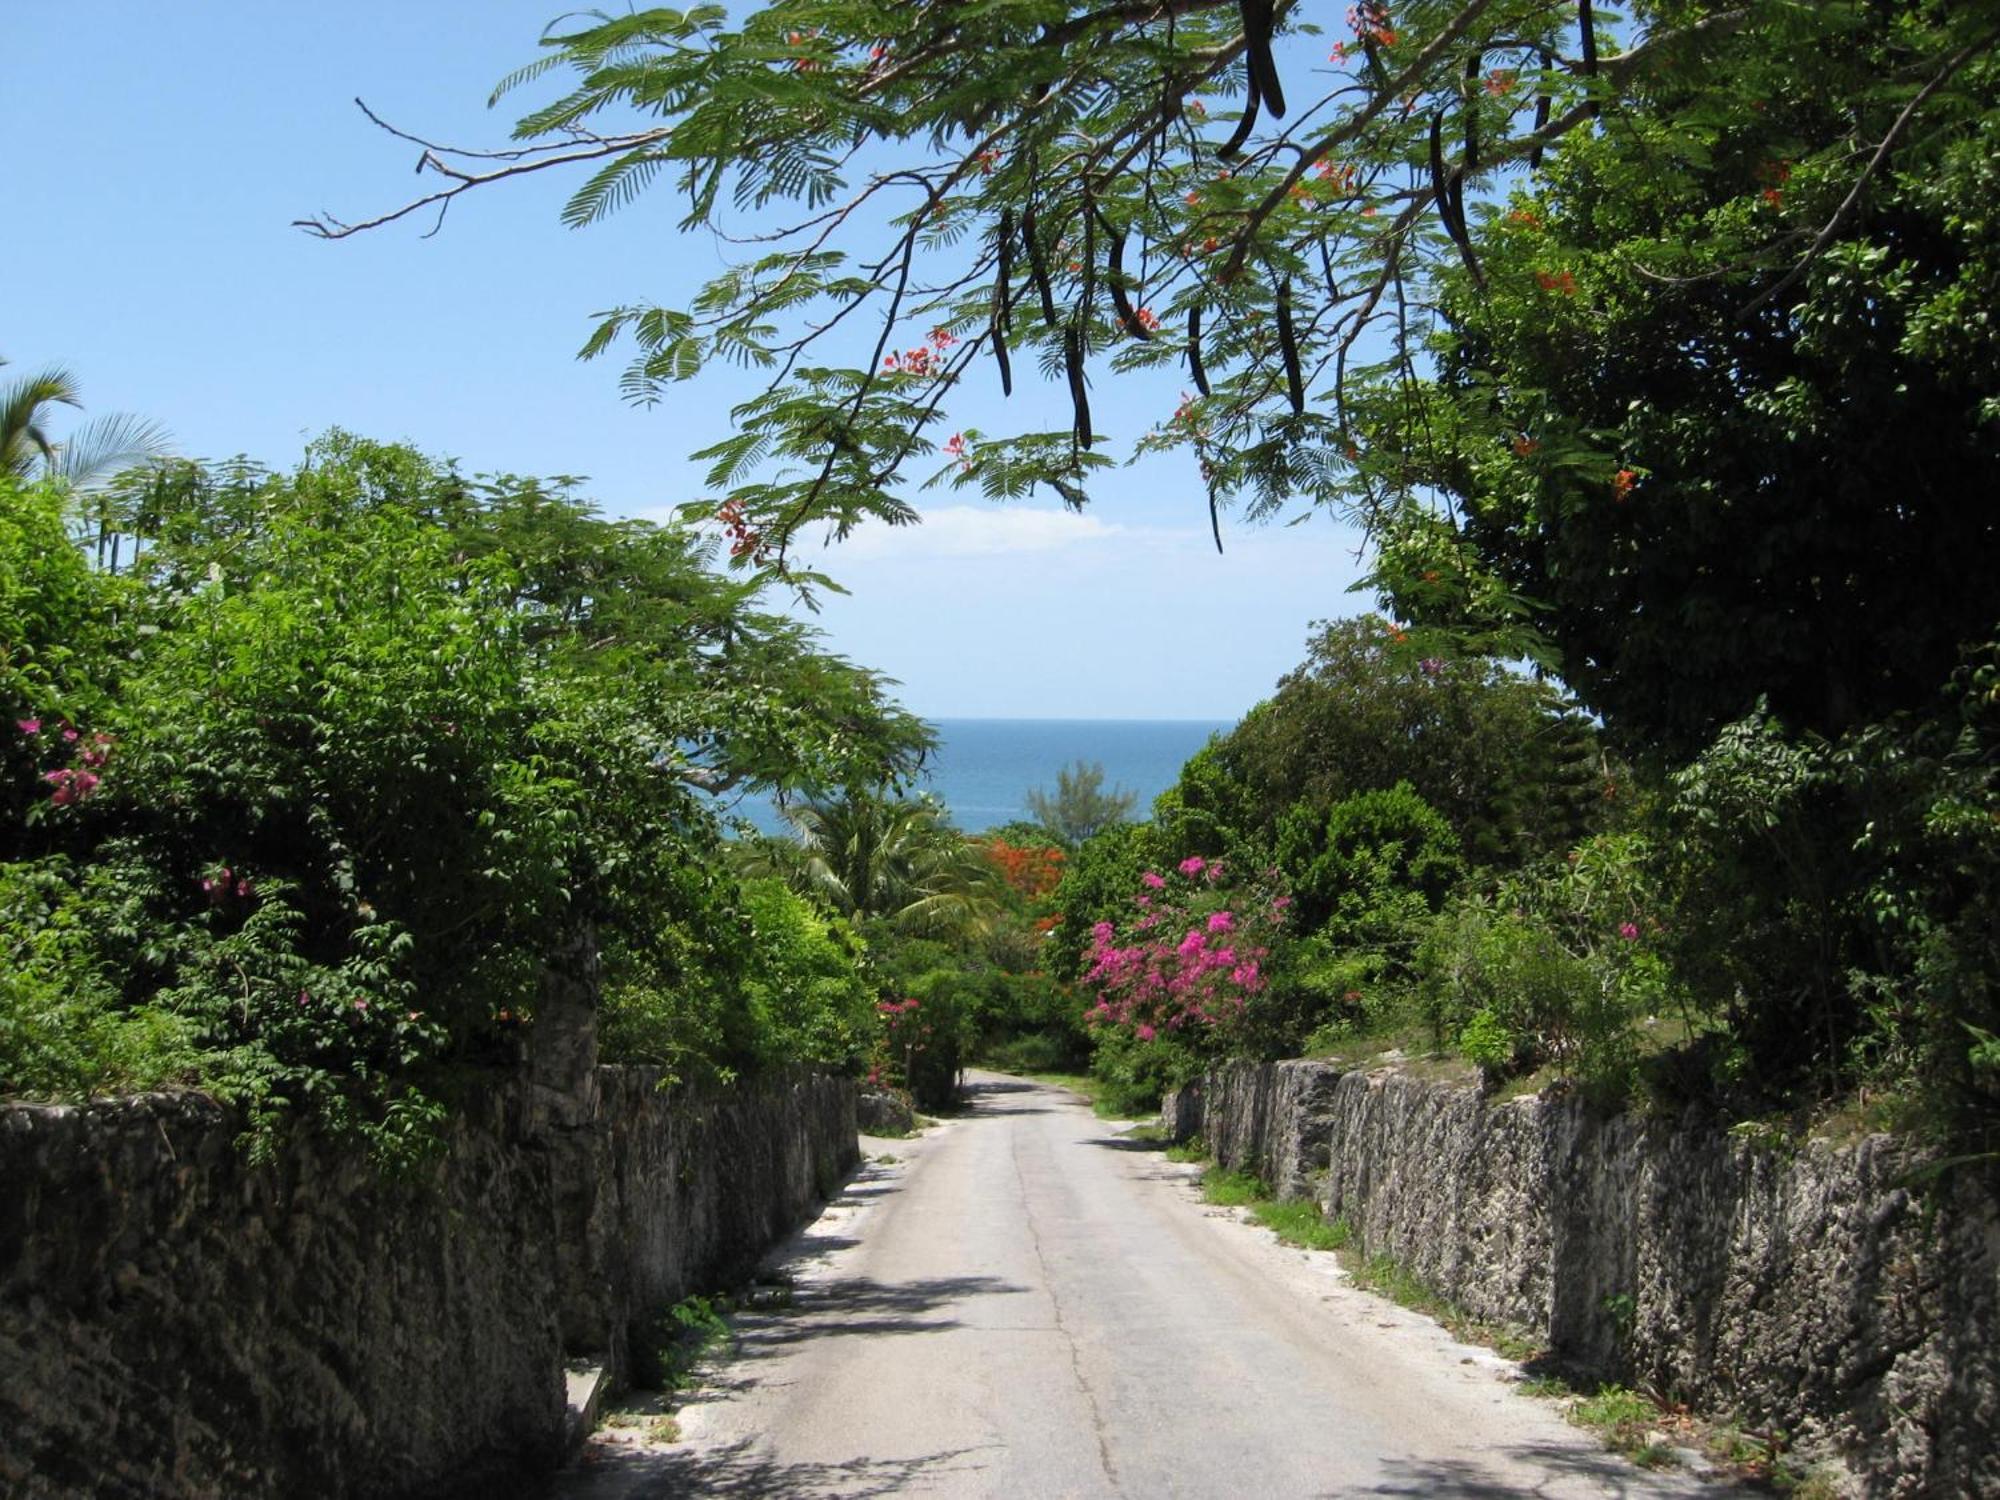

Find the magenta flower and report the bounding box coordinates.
[1178,856,1206,876]
[1140,871,1166,890]
[1207,910,1234,934]
[1618,921,1640,941]
[1135,1023,1157,1042]
[15,718,40,735]
[60,727,79,743]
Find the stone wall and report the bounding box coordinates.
[1165,1061,1999,1498]
[0,1068,856,1500]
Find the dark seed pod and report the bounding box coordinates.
[1187,301,1211,397]
[1275,278,1304,416]
[1463,51,1481,170]
[1103,219,1149,340]
[1240,0,1285,117]
[1579,0,1600,120]
[1219,89,1260,160]
[995,208,1015,335]
[1531,49,1552,169]
[1023,200,1058,326]
[992,321,1013,396]
[1064,326,1093,448]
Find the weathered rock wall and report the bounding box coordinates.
[1165,1062,1999,1498]
[0,1068,855,1500]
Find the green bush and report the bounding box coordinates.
[1419,834,1671,1093]
[1,440,926,1157]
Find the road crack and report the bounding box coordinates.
[1010,1134,1125,1497]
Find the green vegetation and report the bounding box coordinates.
[313,0,1999,1151]
[0,440,931,1159]
[628,1293,732,1394]
[1025,761,1138,849]
[14,5,1999,1174]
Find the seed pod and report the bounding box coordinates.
[1022,200,1058,326]
[1463,51,1481,170]
[992,321,1014,397]
[1579,0,1599,120]
[1103,217,1149,340]
[1187,301,1211,397]
[1064,326,1093,448]
[1531,48,1552,170]
[995,208,1015,335]
[1239,0,1285,118]
[1429,112,1485,288]
[1275,278,1304,416]
[1219,89,1260,160]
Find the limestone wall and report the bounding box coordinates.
[1165,1061,1999,1498]
[0,1068,855,1499]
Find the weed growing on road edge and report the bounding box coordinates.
[1195,1164,1355,1251]
[1253,1199,1354,1252]
[1345,1252,1542,1362]
[1164,1135,1208,1163]
[1199,1167,1270,1207]
[629,1293,731,1393]
[1520,1375,1848,1493]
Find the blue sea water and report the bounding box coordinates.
[729,717,1233,836]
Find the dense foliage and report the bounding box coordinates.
[0,441,928,1159]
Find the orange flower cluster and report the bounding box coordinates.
[986,838,1065,899]
[714,497,767,561]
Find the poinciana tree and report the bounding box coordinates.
[303,4,1972,583]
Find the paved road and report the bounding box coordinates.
[554,1073,1717,1498]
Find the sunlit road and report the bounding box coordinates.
[551,1071,1718,1498]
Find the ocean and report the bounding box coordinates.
[728,717,1233,836]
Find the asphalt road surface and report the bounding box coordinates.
[553,1072,1720,1498]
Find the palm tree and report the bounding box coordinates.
[2,357,172,490]
[760,792,1004,938]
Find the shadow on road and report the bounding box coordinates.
[1364,1442,1709,1497]
[731,1273,1029,1356]
[927,1078,1054,1118]
[1075,1134,1168,1153]
[552,1437,999,1498]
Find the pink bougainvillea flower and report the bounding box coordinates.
[1177,856,1206,876]
[15,718,40,735]
[1140,871,1166,889]
[1206,910,1235,934]
[60,727,79,743]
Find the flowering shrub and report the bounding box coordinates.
[1080,856,1286,1049]
[1417,833,1672,1089]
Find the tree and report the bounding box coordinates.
[769,790,1004,936]
[1363,4,2000,756]
[1025,759,1137,847]
[308,3,1887,574]
[2,358,171,491]
[1175,615,1608,864]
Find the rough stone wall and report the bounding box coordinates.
[0,1068,856,1500]
[1165,1061,2000,1498]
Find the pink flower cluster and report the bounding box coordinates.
[19,718,114,805]
[1080,858,1285,1043]
[199,865,256,904]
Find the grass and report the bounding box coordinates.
[1251,1198,1354,1251]
[1199,1166,1270,1207]
[1014,1070,1156,1119]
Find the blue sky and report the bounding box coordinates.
[6,4,1373,720]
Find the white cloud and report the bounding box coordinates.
[835,505,1127,561]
